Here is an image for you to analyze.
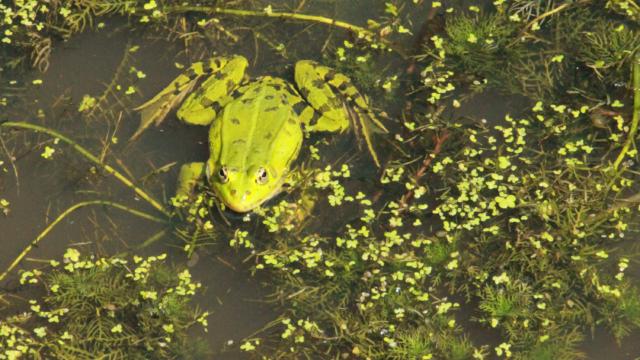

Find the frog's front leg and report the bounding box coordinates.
[133,56,248,138]
[293,60,388,167]
[176,162,205,199]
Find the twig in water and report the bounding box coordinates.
[165,6,407,58]
[0,121,170,216]
[399,131,450,210]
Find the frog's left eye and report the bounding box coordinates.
[256,167,268,184]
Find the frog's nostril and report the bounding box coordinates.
[230,189,237,196]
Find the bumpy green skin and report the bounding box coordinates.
[168,55,377,212]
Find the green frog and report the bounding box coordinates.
[134,55,386,213]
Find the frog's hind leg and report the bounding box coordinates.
[293,60,388,167]
[177,56,248,126]
[132,56,248,139]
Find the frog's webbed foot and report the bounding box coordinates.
[293,60,388,167]
[132,67,199,140]
[132,56,248,140]
[176,162,206,200]
[282,168,304,193]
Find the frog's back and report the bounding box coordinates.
[208,76,303,177]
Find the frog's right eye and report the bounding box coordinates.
[218,166,229,183]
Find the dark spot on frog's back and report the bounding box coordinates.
[288,119,296,125]
[194,87,206,98]
[292,101,306,115]
[311,79,325,89]
[241,98,253,104]
[226,79,236,92]
[324,70,336,81]
[200,97,213,107]
[231,118,240,125]
[233,139,246,145]
[265,106,279,112]
[318,104,331,113]
[211,101,222,114]
[265,94,275,100]
[265,132,272,139]
[309,111,321,126]
[172,82,182,95]
[186,68,198,80]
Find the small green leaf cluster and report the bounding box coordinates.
[171,190,220,255]
[606,0,640,20]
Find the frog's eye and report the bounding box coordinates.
[256,167,268,184]
[218,166,229,183]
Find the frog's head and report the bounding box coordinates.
[206,161,284,213]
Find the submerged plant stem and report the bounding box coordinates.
[399,131,450,210]
[0,200,166,284]
[168,6,374,38]
[522,3,571,32]
[613,54,640,171]
[0,121,170,216]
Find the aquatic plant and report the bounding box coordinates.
[606,0,640,20]
[0,251,209,359]
[431,3,640,101]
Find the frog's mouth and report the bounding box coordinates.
[224,200,260,213]
[216,176,287,213]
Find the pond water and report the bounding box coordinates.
[1,1,640,359]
